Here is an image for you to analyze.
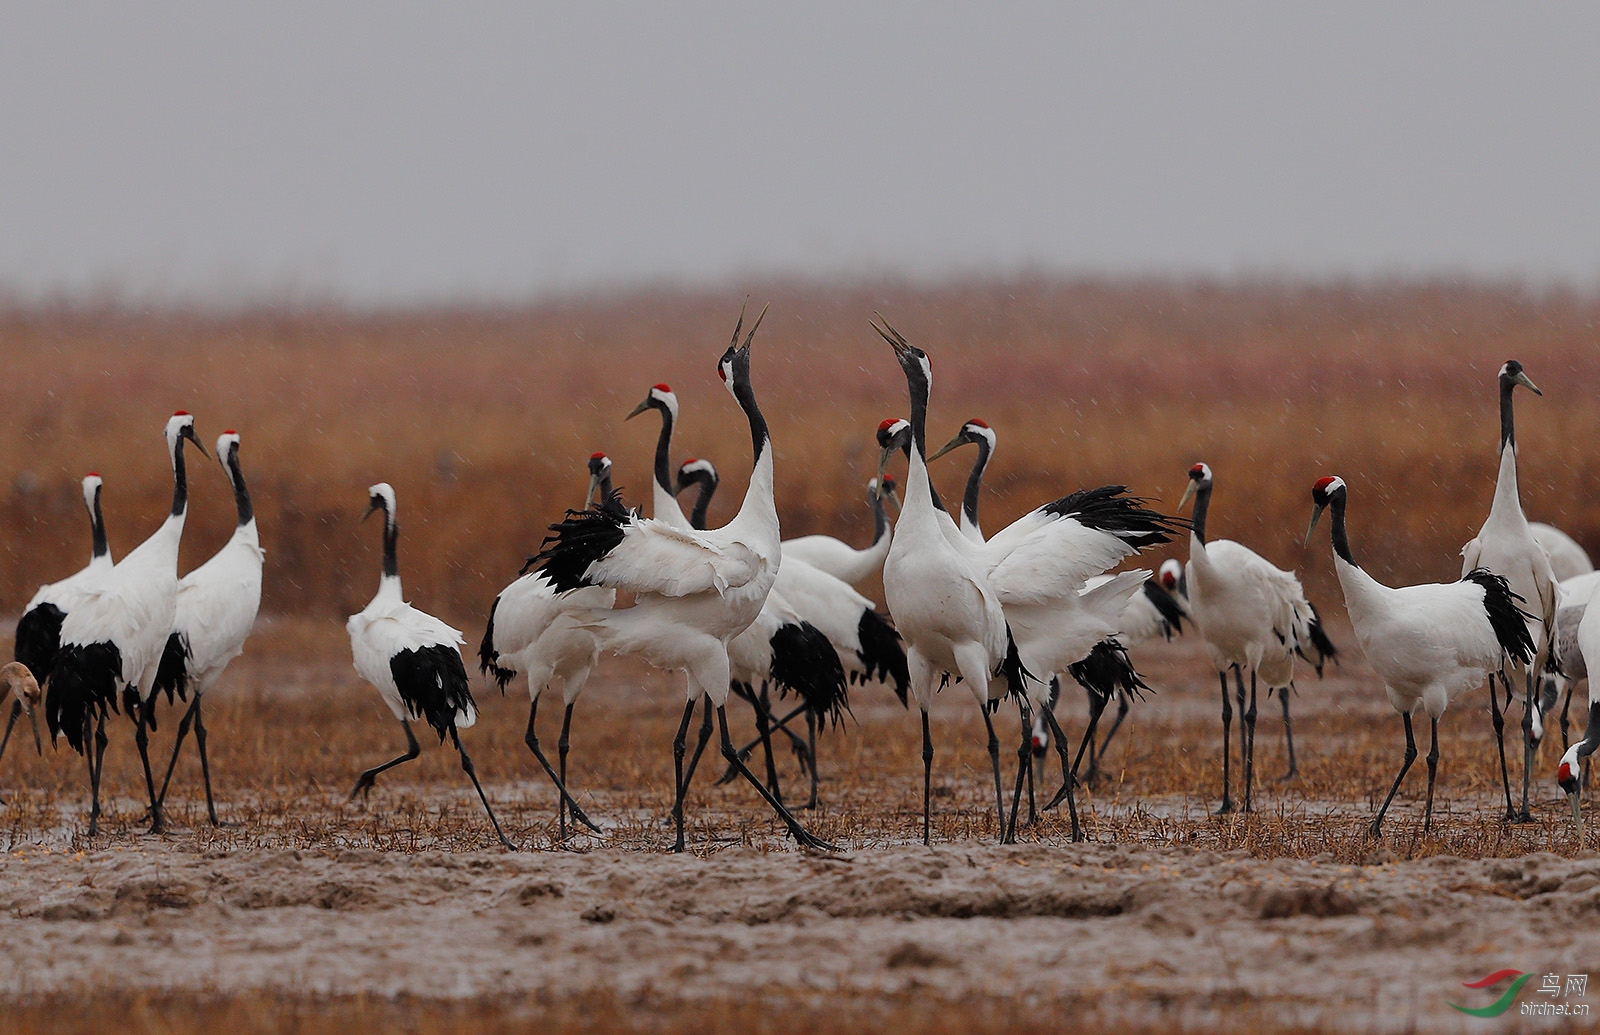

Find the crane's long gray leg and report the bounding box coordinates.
[1242,669,1258,814]
[1039,707,1084,841]
[803,708,819,810]
[1371,713,1417,839]
[191,696,221,826]
[449,726,517,850]
[1005,701,1033,844]
[1218,670,1236,815]
[716,705,836,851]
[681,695,715,791]
[1422,716,1440,834]
[89,711,108,837]
[1277,687,1299,782]
[1489,674,1514,819]
[716,697,811,786]
[670,698,697,853]
[755,684,782,804]
[133,698,164,834]
[1090,691,1131,783]
[81,711,101,837]
[156,695,201,809]
[350,720,421,800]
[1516,669,1536,823]
[979,704,1006,843]
[921,710,934,846]
[522,697,601,836]
[556,702,575,841]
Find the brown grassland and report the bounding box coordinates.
[0,279,1598,1033]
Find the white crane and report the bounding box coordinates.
[870,320,1032,845]
[533,305,833,852]
[1546,595,1589,755]
[782,474,898,587]
[1307,476,1534,836]
[1556,583,1598,843]
[626,384,693,529]
[347,483,515,850]
[1530,522,1593,582]
[44,412,204,835]
[0,663,43,787]
[478,452,616,840]
[916,415,1184,839]
[1460,360,1557,823]
[679,458,906,807]
[15,474,113,684]
[149,431,264,826]
[1179,461,1327,814]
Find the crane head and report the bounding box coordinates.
[1176,462,1213,512]
[627,384,678,422]
[1304,475,1347,546]
[718,300,768,397]
[585,453,612,507]
[928,418,996,463]
[1158,558,1183,592]
[875,418,912,486]
[673,457,718,495]
[1499,359,1541,397]
[0,663,43,755]
[1558,744,1585,842]
[165,411,208,461]
[364,482,397,524]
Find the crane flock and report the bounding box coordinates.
[4,310,1595,854]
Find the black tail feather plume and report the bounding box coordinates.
[14,604,66,684]
[992,625,1037,712]
[533,489,631,593]
[151,631,192,706]
[391,644,476,742]
[1067,638,1149,704]
[44,641,122,754]
[1296,601,1339,677]
[855,610,910,707]
[1141,578,1186,640]
[1463,568,1536,667]
[1041,485,1189,549]
[770,621,850,729]
[478,596,517,692]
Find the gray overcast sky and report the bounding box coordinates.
[2,3,1598,305]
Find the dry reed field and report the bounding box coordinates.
[1,279,1598,1033]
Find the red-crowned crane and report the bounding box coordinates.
[1179,462,1332,813]
[347,482,515,850]
[1460,360,1558,823]
[1556,581,1598,843]
[45,413,204,835]
[1308,476,1534,836]
[479,453,616,840]
[626,384,694,529]
[16,474,112,686]
[151,431,264,826]
[1530,523,1593,582]
[533,305,835,852]
[781,475,898,587]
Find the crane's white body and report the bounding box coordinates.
[172,520,262,693]
[782,479,894,587]
[349,571,476,729]
[487,573,615,705]
[1531,522,1593,582]
[24,477,113,614]
[1086,565,1185,646]
[770,555,884,683]
[1558,570,1600,609]
[1186,535,1309,690]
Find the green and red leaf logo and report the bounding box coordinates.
[1449,970,1533,1017]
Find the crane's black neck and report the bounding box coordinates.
[962,438,991,531]
[1499,374,1516,451]
[688,477,716,530]
[170,436,191,518]
[227,448,254,527]
[382,511,399,579]
[900,366,947,513]
[869,485,889,545]
[89,485,108,560]
[652,405,675,497]
[1328,493,1355,566]
[730,355,769,461]
[1189,482,1212,545]
[598,469,614,502]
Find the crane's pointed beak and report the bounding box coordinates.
[584,473,602,508]
[1305,504,1326,549]
[927,433,966,463]
[625,399,652,420]
[741,303,769,350]
[186,426,210,459]
[1177,482,1197,513]
[29,709,41,756]
[1515,370,1542,396]
[883,485,903,515]
[1570,790,1584,843]
[876,445,895,488]
[361,501,381,522]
